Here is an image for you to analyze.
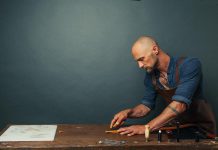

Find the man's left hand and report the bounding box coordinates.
[117,125,145,136]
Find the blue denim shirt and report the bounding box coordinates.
[141,56,204,110]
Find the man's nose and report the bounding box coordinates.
[138,61,144,68]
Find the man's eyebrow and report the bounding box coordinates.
[136,57,144,61]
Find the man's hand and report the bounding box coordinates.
[110,109,132,128]
[117,125,145,136]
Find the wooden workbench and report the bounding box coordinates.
[0,124,217,149]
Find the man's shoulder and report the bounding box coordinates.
[173,56,200,63]
[179,57,201,68]
[168,56,201,71]
[176,57,202,76]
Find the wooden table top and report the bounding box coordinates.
[0,124,217,150]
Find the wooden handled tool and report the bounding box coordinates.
[105,130,119,134]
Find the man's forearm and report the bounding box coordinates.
[128,104,151,118]
[147,101,187,131]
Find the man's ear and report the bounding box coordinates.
[153,46,159,55]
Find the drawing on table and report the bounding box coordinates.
[0,125,57,141]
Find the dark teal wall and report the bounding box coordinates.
[0,0,218,132]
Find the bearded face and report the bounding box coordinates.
[132,39,159,73]
[136,52,158,73]
[144,52,158,73]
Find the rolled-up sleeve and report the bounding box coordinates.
[172,58,202,106]
[141,73,157,110]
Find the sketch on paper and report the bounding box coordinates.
[0,125,57,141]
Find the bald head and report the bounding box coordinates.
[132,36,159,56]
[131,36,160,72]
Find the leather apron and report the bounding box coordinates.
[152,58,216,138]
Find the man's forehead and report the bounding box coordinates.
[132,50,147,61]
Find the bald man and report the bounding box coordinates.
[110,36,216,138]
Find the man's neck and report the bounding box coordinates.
[156,51,170,73]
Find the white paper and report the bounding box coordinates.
[0,125,57,141]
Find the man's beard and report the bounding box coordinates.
[145,57,158,73]
[145,67,153,73]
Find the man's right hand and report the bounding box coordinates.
[110,109,132,128]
